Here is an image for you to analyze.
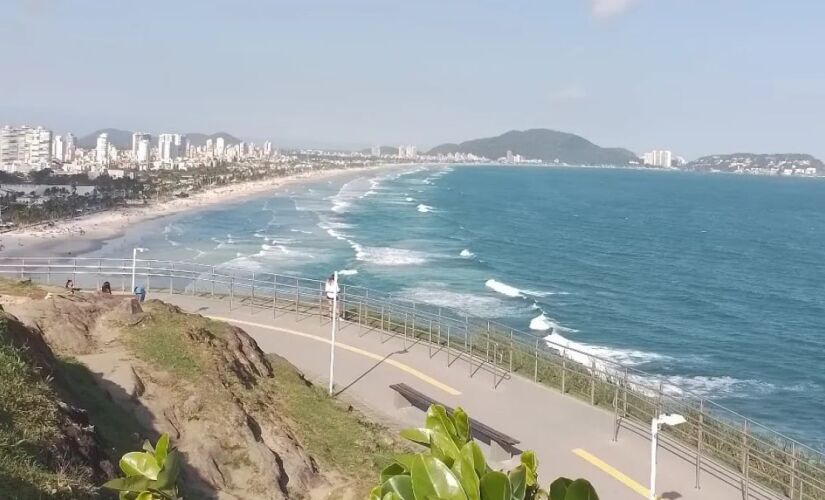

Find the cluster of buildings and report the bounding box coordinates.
[0,124,279,176]
[0,125,76,172]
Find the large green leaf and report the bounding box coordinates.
[426,405,459,444]
[135,493,152,500]
[480,471,511,500]
[519,452,538,487]
[154,433,170,467]
[563,479,599,500]
[452,407,471,445]
[369,486,383,500]
[451,446,480,500]
[119,452,161,480]
[548,477,573,500]
[155,450,181,490]
[509,465,526,500]
[381,475,415,500]
[382,493,402,500]
[466,441,487,478]
[410,455,468,500]
[430,427,462,466]
[102,475,153,492]
[394,453,417,472]
[381,462,408,483]
[400,427,433,446]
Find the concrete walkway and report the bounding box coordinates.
[163,293,778,500]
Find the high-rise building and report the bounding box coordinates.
[0,126,26,169]
[174,134,187,159]
[371,145,381,157]
[137,138,151,164]
[206,138,214,157]
[132,132,150,160]
[158,133,186,162]
[65,133,76,162]
[264,141,272,157]
[96,133,110,165]
[215,137,225,157]
[26,127,52,167]
[405,145,417,159]
[642,150,673,168]
[53,135,65,162]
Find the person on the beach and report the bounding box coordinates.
[134,285,146,303]
[324,273,339,318]
[101,281,111,294]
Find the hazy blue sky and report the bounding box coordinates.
[2,1,824,158]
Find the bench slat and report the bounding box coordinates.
[389,383,521,450]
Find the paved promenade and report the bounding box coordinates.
[161,293,772,500]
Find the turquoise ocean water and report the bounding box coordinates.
[93,165,825,448]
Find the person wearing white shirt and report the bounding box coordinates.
[324,273,340,317]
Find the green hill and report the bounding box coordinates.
[428,128,639,165]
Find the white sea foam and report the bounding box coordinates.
[398,285,524,318]
[459,249,475,258]
[529,313,554,331]
[405,197,415,202]
[544,332,666,369]
[417,204,434,213]
[290,229,314,234]
[338,269,358,276]
[355,246,429,266]
[485,279,523,298]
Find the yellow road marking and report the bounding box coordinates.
[573,448,650,498]
[207,315,461,396]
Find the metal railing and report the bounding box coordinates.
[0,256,822,500]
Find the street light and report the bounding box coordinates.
[650,413,686,500]
[327,271,339,395]
[131,247,148,291]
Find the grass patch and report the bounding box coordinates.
[0,316,96,499]
[0,277,47,299]
[119,300,220,380]
[265,355,401,495]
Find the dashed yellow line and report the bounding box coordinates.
[573,448,650,498]
[207,315,461,396]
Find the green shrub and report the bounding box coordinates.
[102,433,181,500]
[370,404,598,500]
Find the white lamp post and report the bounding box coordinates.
[131,247,148,291]
[650,413,686,500]
[327,271,339,395]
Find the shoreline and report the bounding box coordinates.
[0,164,402,257]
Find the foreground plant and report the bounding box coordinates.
[370,404,598,500]
[102,433,181,499]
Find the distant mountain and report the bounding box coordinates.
[428,129,639,165]
[76,129,242,149]
[76,129,133,149]
[686,153,824,173]
[185,132,242,147]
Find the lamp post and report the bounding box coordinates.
[327,271,339,395]
[650,413,686,500]
[131,247,148,291]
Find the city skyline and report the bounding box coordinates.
[2,2,825,158]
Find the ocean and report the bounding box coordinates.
[91,165,825,448]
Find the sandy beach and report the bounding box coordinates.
[0,164,397,257]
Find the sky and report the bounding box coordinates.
[2,0,824,159]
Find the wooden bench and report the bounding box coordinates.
[389,382,521,461]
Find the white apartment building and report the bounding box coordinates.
[0,125,53,172]
[215,137,225,157]
[159,133,187,162]
[65,133,76,162]
[371,145,381,157]
[264,141,272,156]
[53,135,65,162]
[96,133,110,165]
[132,132,150,159]
[137,138,151,165]
[642,150,673,168]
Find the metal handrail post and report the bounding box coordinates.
[403,312,408,350]
[20,258,24,279]
[447,326,451,365]
[428,320,433,357]
[295,278,299,313]
[509,328,513,375]
[169,262,174,294]
[230,276,234,311]
[273,275,277,319]
[251,272,256,313]
[612,388,619,442]
[318,281,323,324]
[47,258,51,284]
[486,321,490,362]
[590,359,596,405]
[696,399,704,489]
[97,258,101,289]
[534,337,539,382]
[73,258,77,284]
[211,266,215,297]
[623,368,629,417]
[562,355,567,393]
[743,420,751,498]
[492,343,497,388]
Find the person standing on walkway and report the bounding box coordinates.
[134,285,146,303]
[324,273,340,318]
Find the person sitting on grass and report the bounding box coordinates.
[65,279,78,295]
[101,281,112,294]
